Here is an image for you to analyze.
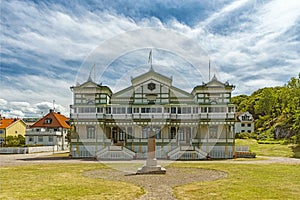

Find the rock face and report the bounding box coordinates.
[274,126,295,139]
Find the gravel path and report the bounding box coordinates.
[83,167,227,200]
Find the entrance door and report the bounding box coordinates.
[112,128,118,143]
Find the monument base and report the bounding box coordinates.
[136,159,166,174]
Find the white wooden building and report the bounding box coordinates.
[70,68,236,159]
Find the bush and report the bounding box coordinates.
[5,134,25,147]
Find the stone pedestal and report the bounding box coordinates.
[136,136,166,174]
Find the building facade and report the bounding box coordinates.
[235,112,254,134]
[25,110,70,150]
[0,115,26,145]
[70,68,236,160]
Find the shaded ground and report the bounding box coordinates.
[83,167,227,200]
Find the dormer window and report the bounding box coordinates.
[44,118,52,124]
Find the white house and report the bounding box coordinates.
[235,112,254,134]
[25,110,70,150]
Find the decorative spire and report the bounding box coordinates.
[212,74,217,81]
[88,63,96,81]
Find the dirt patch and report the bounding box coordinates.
[83,167,227,200]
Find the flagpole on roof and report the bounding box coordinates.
[208,59,211,81]
[148,49,153,70]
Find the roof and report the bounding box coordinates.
[235,111,254,122]
[0,118,21,129]
[31,111,70,129]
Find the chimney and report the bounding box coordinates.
[49,109,53,113]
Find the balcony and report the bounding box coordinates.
[71,112,235,120]
[25,130,62,136]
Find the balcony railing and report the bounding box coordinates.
[25,130,62,136]
[70,112,235,120]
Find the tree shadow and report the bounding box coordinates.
[290,144,300,158]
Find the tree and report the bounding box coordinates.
[5,134,25,147]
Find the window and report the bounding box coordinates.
[156,107,162,113]
[170,127,176,139]
[164,107,170,113]
[182,107,191,114]
[247,130,251,133]
[247,123,251,127]
[97,107,103,113]
[201,107,207,113]
[141,108,150,113]
[0,130,4,134]
[29,136,34,142]
[44,118,52,124]
[171,107,176,114]
[209,126,218,139]
[15,131,18,134]
[178,129,184,140]
[142,128,148,139]
[241,123,245,127]
[177,107,182,114]
[133,107,139,113]
[155,128,161,139]
[38,136,43,143]
[106,107,111,114]
[127,107,132,114]
[87,127,95,139]
[49,136,53,142]
[119,130,125,141]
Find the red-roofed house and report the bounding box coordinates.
[25,110,70,150]
[0,115,27,145]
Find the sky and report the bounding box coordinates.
[0,0,299,118]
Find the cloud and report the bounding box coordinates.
[1,0,299,117]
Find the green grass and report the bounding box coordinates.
[0,164,144,200]
[172,163,300,200]
[1,162,299,200]
[235,139,300,158]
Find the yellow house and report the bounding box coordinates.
[0,116,27,145]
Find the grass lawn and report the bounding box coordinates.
[172,163,300,200]
[1,162,299,200]
[235,139,300,158]
[0,163,144,200]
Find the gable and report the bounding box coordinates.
[31,112,70,129]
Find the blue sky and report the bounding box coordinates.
[0,0,299,118]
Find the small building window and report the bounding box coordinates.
[49,136,53,142]
[241,123,245,127]
[0,130,4,134]
[44,118,52,124]
[247,123,251,127]
[247,130,251,133]
[38,136,43,142]
[29,136,34,142]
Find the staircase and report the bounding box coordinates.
[168,145,207,160]
[96,145,136,160]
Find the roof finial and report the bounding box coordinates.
[88,63,96,81]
